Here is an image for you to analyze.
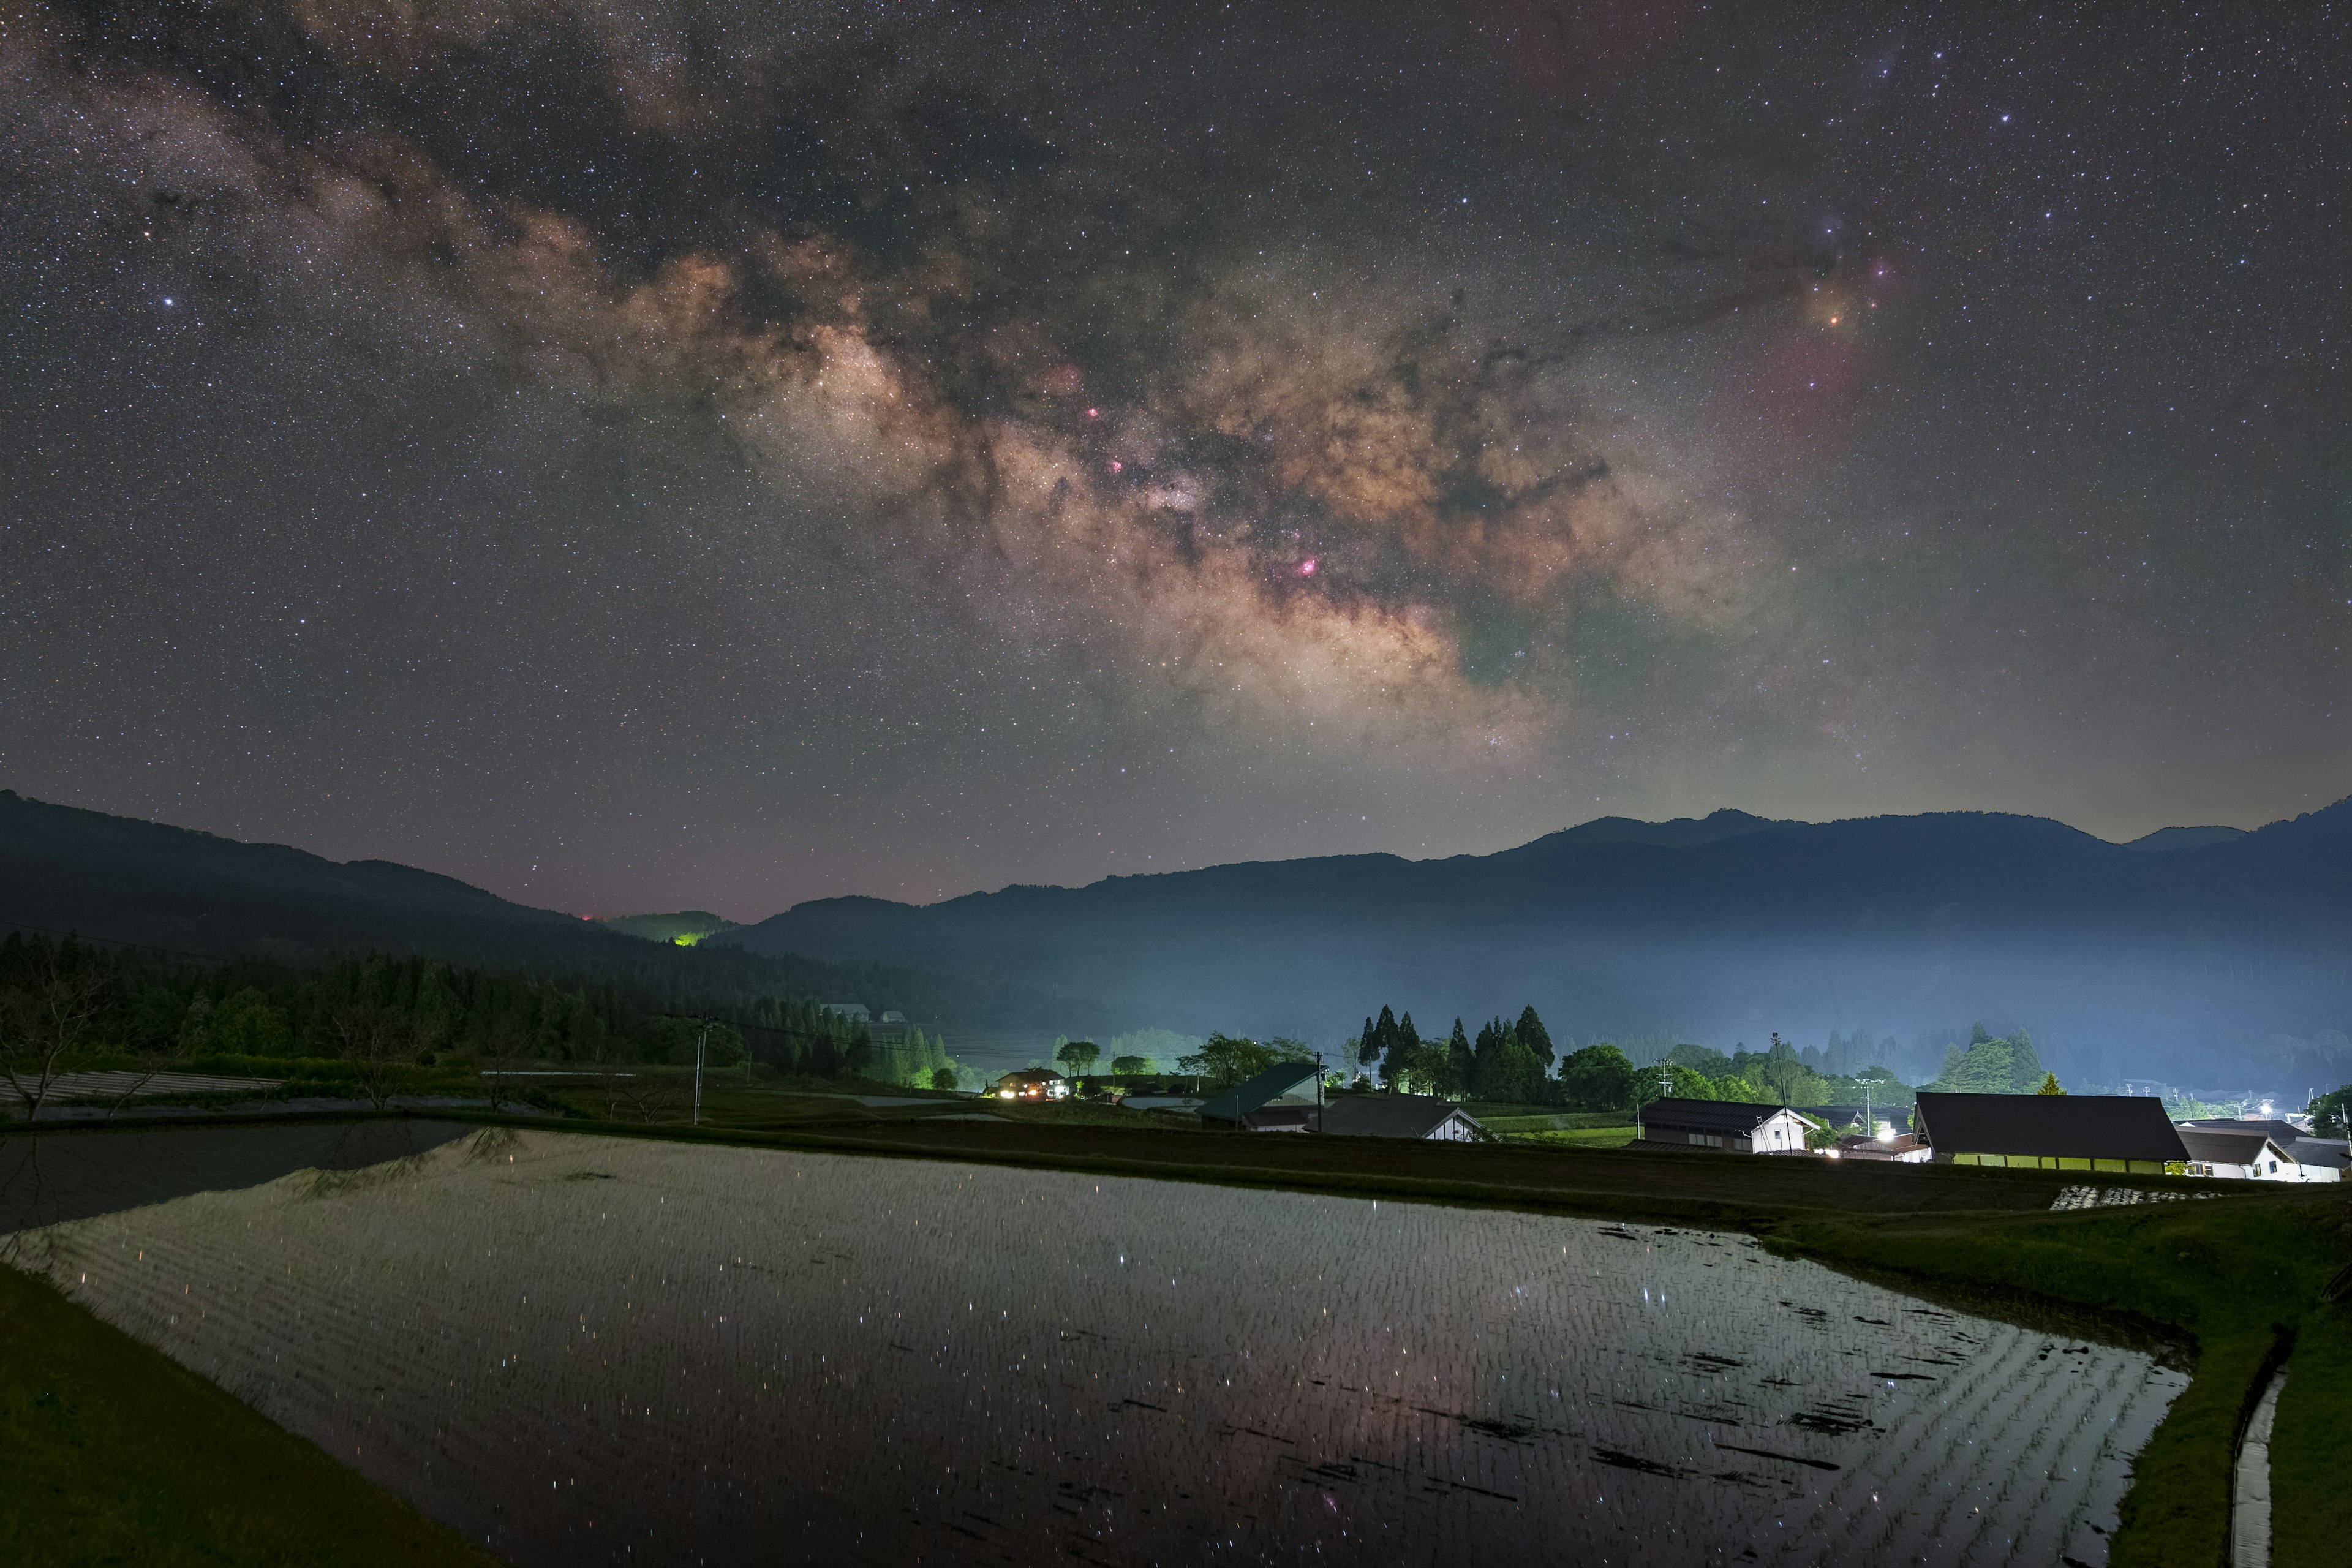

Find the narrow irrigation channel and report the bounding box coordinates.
[2230,1363,2286,1568]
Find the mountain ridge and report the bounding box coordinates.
[725,798,2352,1086]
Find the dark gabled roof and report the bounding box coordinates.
[1912,1093,2189,1162]
[2287,1139,2350,1169]
[1317,1095,1478,1139]
[2177,1128,2288,1166]
[2177,1118,2306,1145]
[1641,1097,1811,1136]
[1199,1061,1321,1123]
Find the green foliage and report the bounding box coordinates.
[1176,1033,1313,1090]
[1055,1039,1102,1077]
[1558,1042,1638,1112]
[0,930,892,1087]
[929,1065,959,1091]
[2308,1084,2351,1138]
[1667,1041,1734,1077]
[2035,1071,2065,1095]
[1109,1054,1152,1076]
[1928,1025,2050,1094]
[865,1025,957,1088]
[1102,1027,1199,1063]
[1359,1003,1561,1104]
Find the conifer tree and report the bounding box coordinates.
[1515,1006,1554,1071]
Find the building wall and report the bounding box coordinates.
[1950,1153,2173,1175]
[2185,1156,2337,1183]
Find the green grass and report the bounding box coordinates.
[1495,1125,1637,1148]
[0,1254,498,1568]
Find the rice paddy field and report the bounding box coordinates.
[1,1123,2190,1566]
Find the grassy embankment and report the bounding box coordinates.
[0,1252,497,1567]
[6,1088,2346,1567]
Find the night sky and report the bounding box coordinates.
[4,2,2345,919]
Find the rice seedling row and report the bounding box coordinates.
[4,1127,2185,1565]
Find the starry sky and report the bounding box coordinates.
[3,1,2345,919]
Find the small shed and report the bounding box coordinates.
[1834,1133,1931,1163]
[1912,1093,2188,1174]
[1638,1098,1820,1155]
[2177,1128,2337,1183]
[1315,1095,1483,1142]
[1199,1063,1322,1131]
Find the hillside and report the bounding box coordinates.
[0,791,1109,1032]
[725,804,2352,1088]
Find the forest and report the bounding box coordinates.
[0,933,963,1107]
[1347,1005,1915,1112]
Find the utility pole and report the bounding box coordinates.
[693,1019,710,1128]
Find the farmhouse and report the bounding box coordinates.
[1316,1094,1483,1141]
[1634,1098,1820,1155]
[2176,1128,2338,1183]
[1199,1063,1322,1131]
[817,1002,872,1022]
[989,1068,1069,1101]
[1912,1092,2188,1174]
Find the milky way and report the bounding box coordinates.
[2,2,2345,915]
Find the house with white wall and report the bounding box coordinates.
[2177,1127,2338,1182]
[1634,1098,1820,1155]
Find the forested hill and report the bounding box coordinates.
[0,791,1109,1031]
[726,802,2352,1088]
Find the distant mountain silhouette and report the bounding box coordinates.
[2123,825,2248,852]
[0,791,1104,1031]
[727,802,2352,1089]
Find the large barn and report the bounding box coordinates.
[1912,1093,2188,1174]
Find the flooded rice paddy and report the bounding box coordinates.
[2,1126,2184,1566]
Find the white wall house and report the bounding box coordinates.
[1638,1098,1820,1155]
[2177,1128,2339,1183]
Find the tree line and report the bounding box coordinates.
[1346,1006,1913,1112]
[0,933,916,1116]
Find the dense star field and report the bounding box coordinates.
[2,3,2344,914]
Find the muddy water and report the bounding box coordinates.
[5,1126,2183,1566]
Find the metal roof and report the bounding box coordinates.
[2288,1139,2350,1169]
[2177,1128,2289,1166]
[1199,1061,1321,1124]
[1640,1097,1812,1136]
[1912,1093,2190,1162]
[1316,1095,1479,1139]
[2177,1118,2306,1145]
